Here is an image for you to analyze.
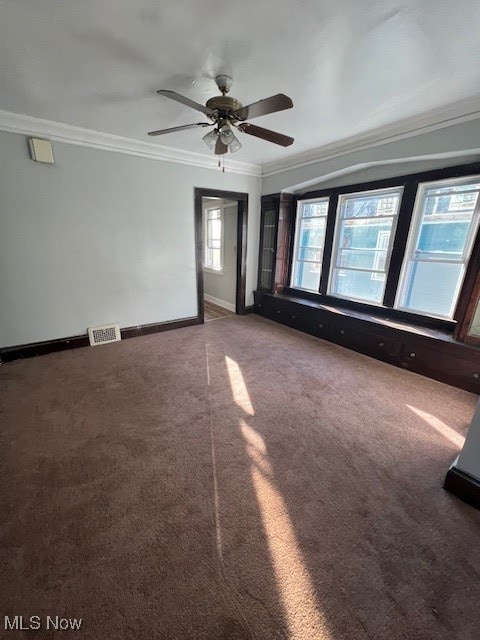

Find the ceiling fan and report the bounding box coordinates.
[148,75,294,155]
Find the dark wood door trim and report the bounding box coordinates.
[194,188,249,319]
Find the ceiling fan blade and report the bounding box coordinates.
[232,94,293,121]
[215,137,228,155]
[237,122,294,147]
[148,122,212,136]
[157,90,214,117]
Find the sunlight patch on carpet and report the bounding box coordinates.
[406,404,465,448]
[240,420,330,640]
[225,356,255,416]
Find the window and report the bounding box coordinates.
[291,198,329,291]
[395,176,480,319]
[328,187,403,304]
[204,205,223,272]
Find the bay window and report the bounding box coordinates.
[280,163,480,329]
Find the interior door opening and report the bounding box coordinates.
[194,189,248,322]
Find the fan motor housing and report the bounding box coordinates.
[206,95,242,115]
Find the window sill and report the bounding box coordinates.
[203,267,224,276]
[282,287,456,334]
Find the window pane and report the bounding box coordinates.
[204,206,223,270]
[328,188,402,303]
[208,218,221,242]
[399,261,463,317]
[396,176,480,319]
[413,188,476,260]
[343,194,398,218]
[330,268,385,303]
[337,248,387,270]
[211,249,221,269]
[298,216,326,248]
[298,246,324,262]
[291,199,328,291]
[294,262,322,291]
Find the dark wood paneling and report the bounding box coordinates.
[319,194,338,294]
[236,198,248,314]
[275,193,294,293]
[282,287,454,332]
[444,466,480,510]
[382,180,417,307]
[194,188,205,322]
[0,316,202,363]
[254,291,480,393]
[454,230,480,335]
[400,344,480,392]
[258,195,280,292]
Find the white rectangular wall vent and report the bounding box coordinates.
[88,323,121,346]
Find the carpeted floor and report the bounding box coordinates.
[1,314,479,640]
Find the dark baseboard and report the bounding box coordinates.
[444,465,480,510]
[0,316,201,363]
[0,335,90,362]
[121,316,201,339]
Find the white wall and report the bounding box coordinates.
[0,131,261,347]
[203,200,238,308]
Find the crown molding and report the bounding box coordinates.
[0,110,262,177]
[262,94,480,177]
[2,94,479,181]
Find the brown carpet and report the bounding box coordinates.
[1,315,479,640]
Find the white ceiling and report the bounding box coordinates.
[1,0,479,165]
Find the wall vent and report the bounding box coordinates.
[88,323,121,346]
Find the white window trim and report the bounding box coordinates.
[327,186,404,305]
[394,174,480,320]
[203,203,224,275]
[290,196,329,292]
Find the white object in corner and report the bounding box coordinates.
[88,323,121,346]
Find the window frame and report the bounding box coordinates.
[279,161,480,333]
[290,196,329,293]
[203,202,224,274]
[327,186,404,305]
[394,174,480,320]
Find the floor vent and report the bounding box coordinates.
[88,324,121,346]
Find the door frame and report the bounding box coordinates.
[194,188,248,322]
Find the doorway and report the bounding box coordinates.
[194,189,248,323]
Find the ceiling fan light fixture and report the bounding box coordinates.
[202,129,218,149]
[219,124,234,145]
[227,133,242,153]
